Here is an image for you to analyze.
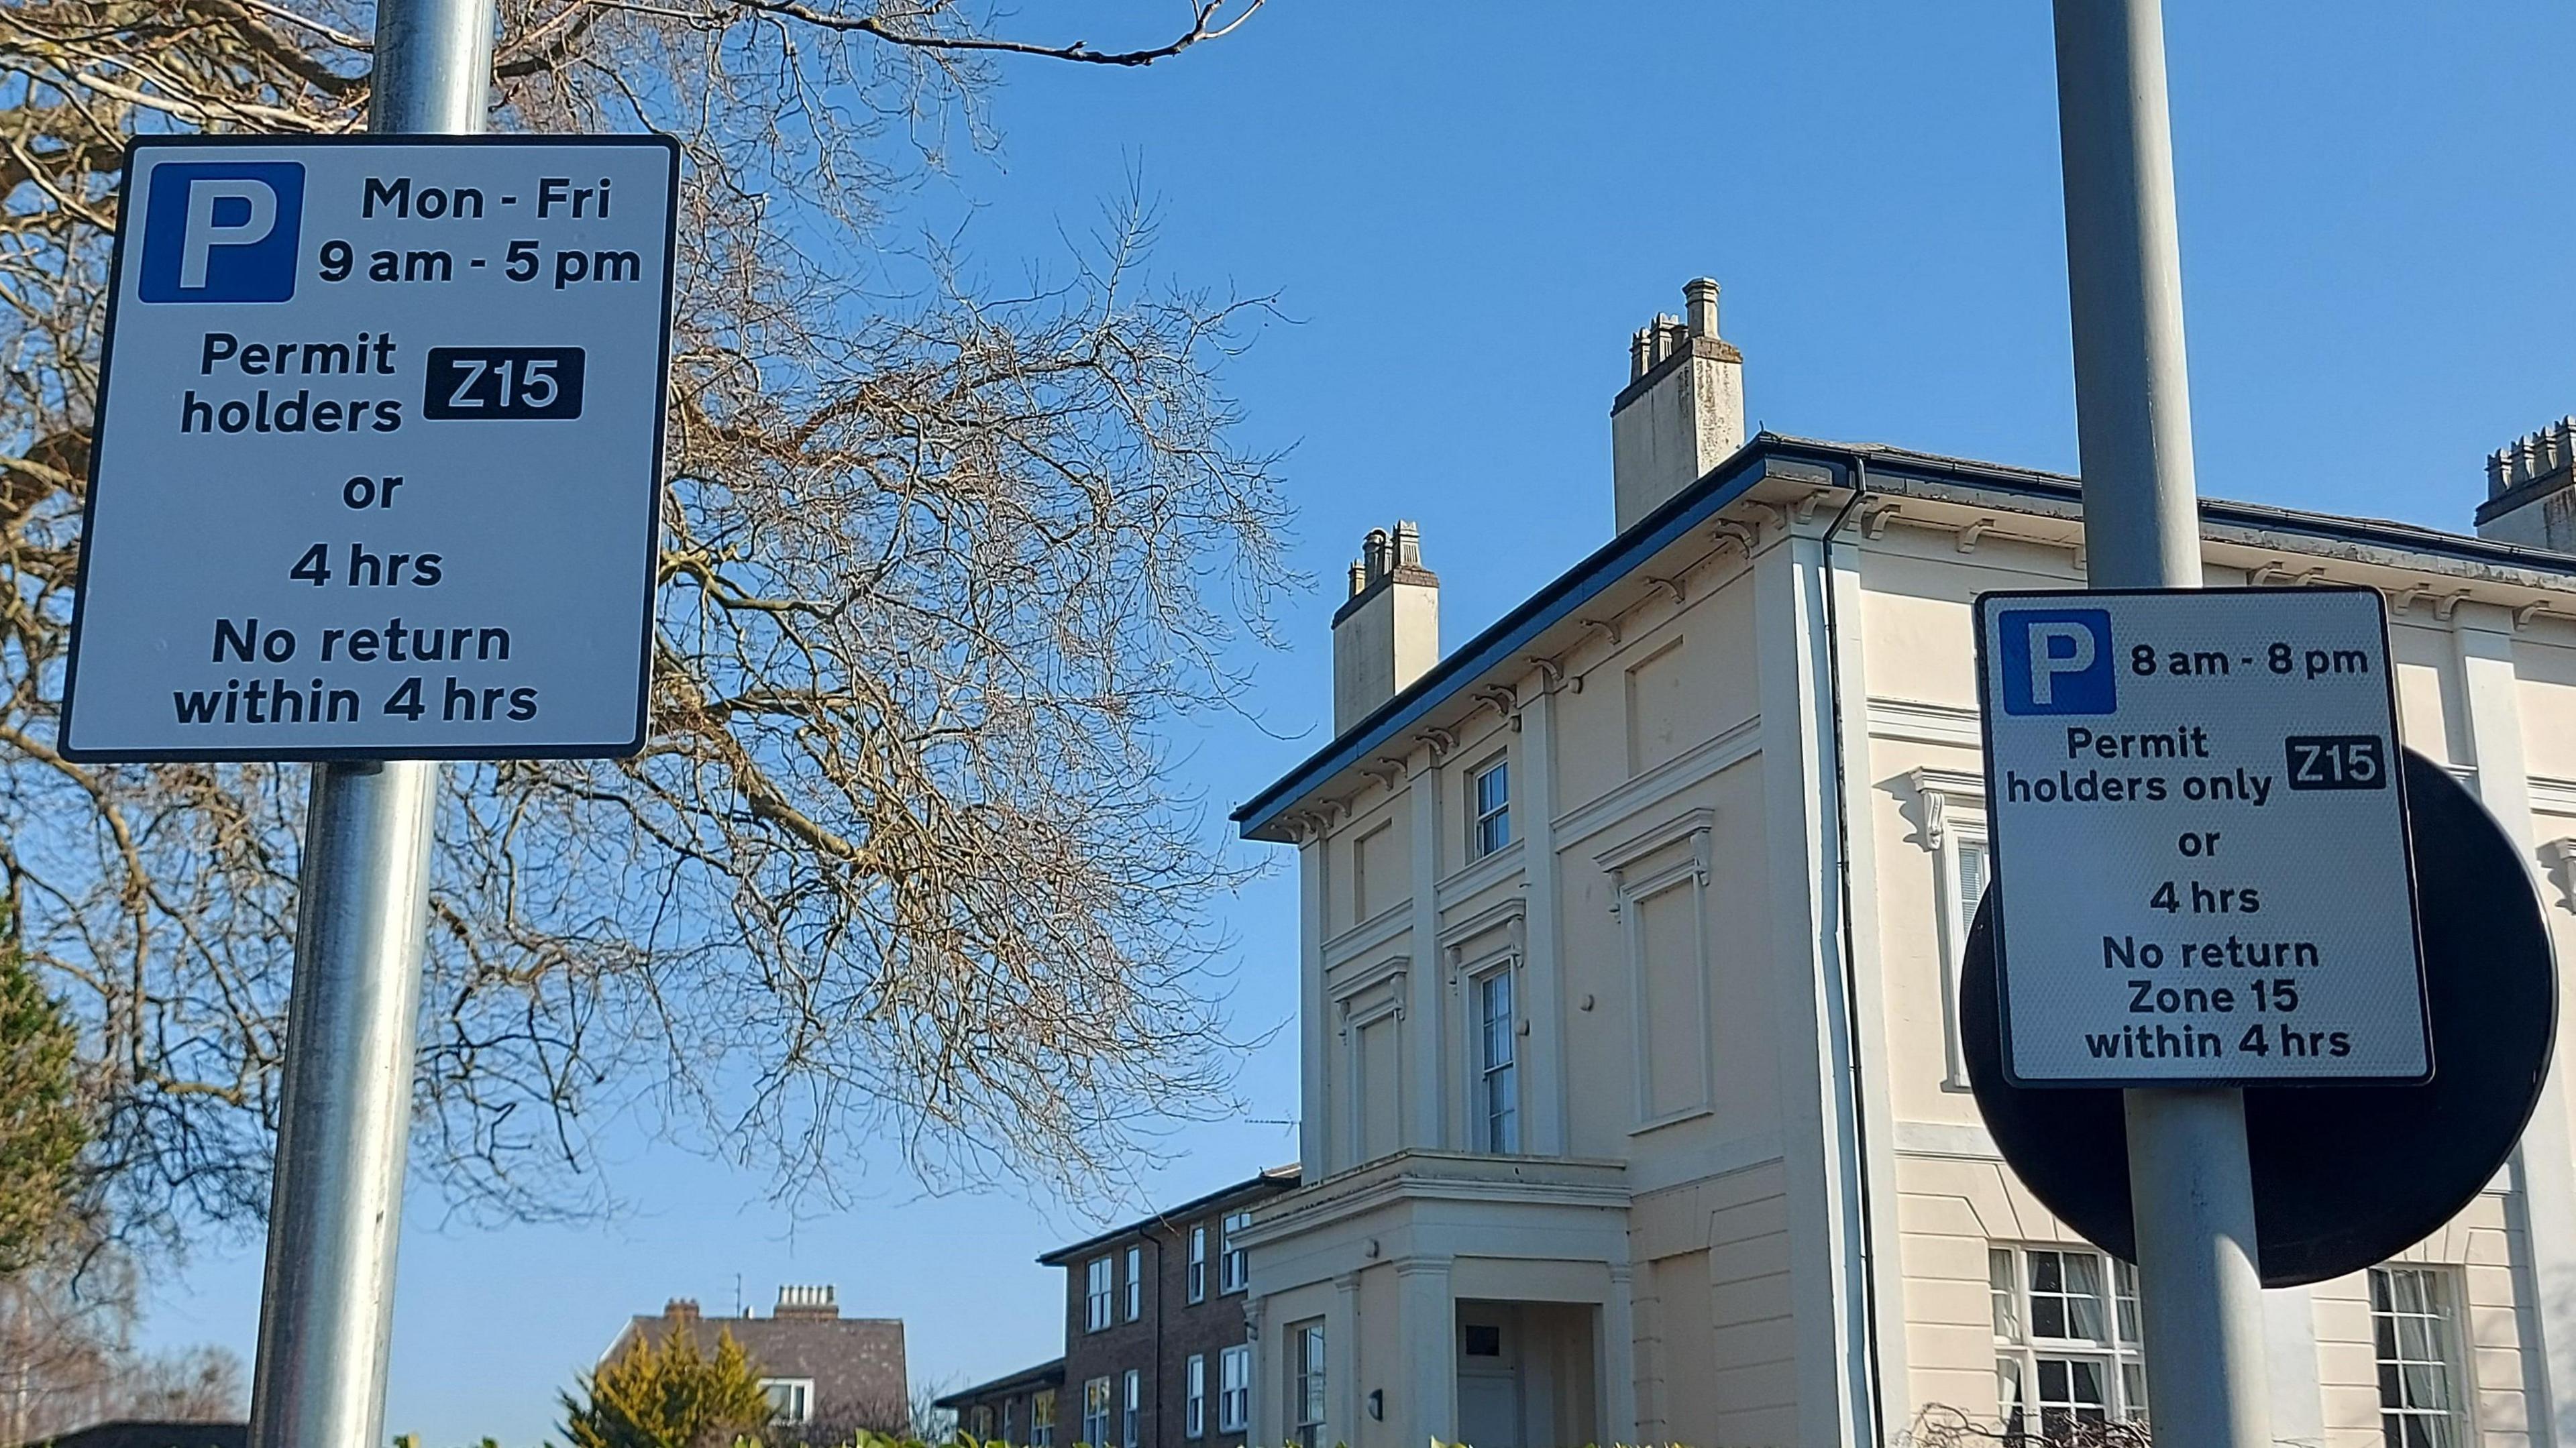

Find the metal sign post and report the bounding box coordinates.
[2049,1,2271,1445]
[69,0,667,1422]
[250,5,487,1447]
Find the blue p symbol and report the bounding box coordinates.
[137,161,305,303]
[1998,609,2115,715]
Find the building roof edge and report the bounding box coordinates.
[1231,434,2576,840]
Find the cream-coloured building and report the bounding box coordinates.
[1228,280,2576,1448]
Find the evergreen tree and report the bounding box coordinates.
[561,1326,776,1448]
[0,910,85,1272]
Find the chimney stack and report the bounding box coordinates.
[1332,520,1439,734]
[773,1284,841,1320]
[664,1298,701,1322]
[1610,278,1745,533]
[2478,416,2576,553]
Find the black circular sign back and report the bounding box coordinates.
[1962,750,2557,1287]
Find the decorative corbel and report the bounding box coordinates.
[1473,685,1519,723]
[1708,519,1756,554]
[1921,788,1949,852]
[1527,655,1570,695]
[1643,575,1686,608]
[1580,616,1623,649]
[2516,601,2551,631]
[2545,839,2576,913]
[1862,502,1901,540]
[1690,825,1713,887]
[1363,755,1409,789]
[1954,518,1994,554]
[2248,561,2290,588]
[2435,589,2474,622]
[1794,490,1831,524]
[2294,567,2328,588]
[1416,726,1457,761]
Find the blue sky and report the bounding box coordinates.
[141,4,2576,1443]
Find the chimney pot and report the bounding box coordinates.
[1332,522,1440,733]
[1611,278,1746,533]
[1684,278,1721,338]
[2477,415,2576,551]
[773,1284,839,1319]
[665,1298,700,1321]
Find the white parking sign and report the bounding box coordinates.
[1974,588,2431,1086]
[62,135,679,761]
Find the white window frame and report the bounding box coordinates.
[2373,1265,2473,1448]
[1599,812,1717,1128]
[1914,768,1989,1091]
[1185,1353,1207,1439]
[1032,1388,1057,1448]
[1125,1244,1143,1322]
[1471,959,1519,1154]
[1469,754,1511,860]
[1991,1243,2145,1437]
[1290,1320,1327,1448]
[1003,1398,1016,1444]
[1085,1256,1114,1332]
[1220,1211,1251,1294]
[1083,1376,1112,1447]
[1187,1224,1208,1303]
[759,1378,814,1427]
[1218,1344,1251,1433]
[1122,1368,1142,1448]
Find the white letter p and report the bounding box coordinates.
[180,178,278,290]
[2026,621,2096,706]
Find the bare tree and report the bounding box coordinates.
[1,1247,247,1445]
[0,0,1289,1243]
[1903,1403,2155,1448]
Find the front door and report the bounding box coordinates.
[1456,1307,1521,1448]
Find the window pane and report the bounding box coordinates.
[2064,1360,2106,1407]
[1990,1249,2019,1341]
[2031,1292,2068,1339]
[2114,1261,2142,1345]
[1960,842,1988,911]
[2371,1266,2465,1448]
[2061,1254,2108,1341]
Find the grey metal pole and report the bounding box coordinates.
[2049,3,2271,1447]
[245,4,490,1447]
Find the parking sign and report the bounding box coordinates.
[62,135,679,761]
[1973,588,2431,1086]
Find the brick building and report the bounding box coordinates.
[939,1168,1297,1448]
[606,1285,908,1439]
[936,1359,1063,1445]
